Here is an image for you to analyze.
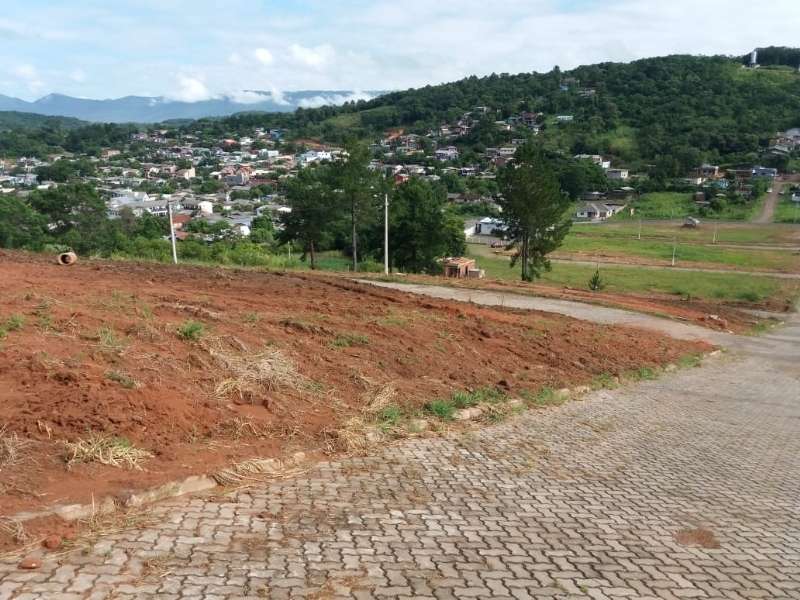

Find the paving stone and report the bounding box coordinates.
[1,320,799,599]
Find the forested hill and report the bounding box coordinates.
[0,111,86,131]
[200,50,800,172]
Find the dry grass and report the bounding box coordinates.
[212,457,308,487]
[0,518,28,544]
[0,427,30,471]
[63,435,154,471]
[206,338,306,404]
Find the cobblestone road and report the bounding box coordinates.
[1,306,798,599]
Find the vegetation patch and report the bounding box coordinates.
[176,320,205,341]
[330,333,370,348]
[64,435,154,470]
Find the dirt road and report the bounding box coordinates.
[360,280,737,344]
[1,279,799,598]
[753,176,800,224]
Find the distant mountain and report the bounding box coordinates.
[0,111,86,131]
[0,91,384,124]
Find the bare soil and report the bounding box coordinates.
[0,251,708,549]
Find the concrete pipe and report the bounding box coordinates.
[57,252,78,266]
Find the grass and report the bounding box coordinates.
[558,235,797,271]
[377,405,403,429]
[210,344,304,402]
[105,369,138,389]
[774,197,800,224]
[468,246,798,304]
[0,426,30,471]
[98,326,126,352]
[613,192,764,222]
[176,320,205,341]
[63,434,153,470]
[615,192,694,220]
[571,221,797,245]
[425,399,457,421]
[0,314,24,340]
[521,387,567,407]
[424,387,508,421]
[330,333,370,348]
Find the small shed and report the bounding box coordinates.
[443,257,484,279]
[684,216,701,228]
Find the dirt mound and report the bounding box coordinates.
[0,251,708,524]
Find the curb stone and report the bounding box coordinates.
[5,450,309,527]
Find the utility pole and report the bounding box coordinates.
[167,200,178,265]
[638,219,642,241]
[713,223,718,244]
[384,192,389,275]
[671,236,677,267]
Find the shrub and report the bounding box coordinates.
[588,268,606,291]
[177,320,205,341]
[425,399,456,420]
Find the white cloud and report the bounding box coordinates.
[298,90,377,109]
[167,75,212,102]
[254,47,274,66]
[69,68,86,83]
[4,0,800,100]
[289,43,335,68]
[12,64,45,94]
[226,90,267,104]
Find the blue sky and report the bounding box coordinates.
[2,0,799,101]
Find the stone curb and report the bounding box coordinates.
[7,451,310,526]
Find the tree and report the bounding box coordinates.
[278,166,338,269]
[249,215,275,245]
[0,197,46,249]
[335,140,379,271]
[28,183,110,252]
[389,179,465,273]
[497,143,571,281]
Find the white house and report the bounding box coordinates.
[575,201,627,221]
[435,146,459,162]
[607,169,630,180]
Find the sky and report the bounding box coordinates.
[1,0,800,102]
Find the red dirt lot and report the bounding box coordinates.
[0,251,709,549]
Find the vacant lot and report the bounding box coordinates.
[572,221,800,245]
[613,192,764,221]
[467,245,800,312]
[559,235,799,272]
[0,251,708,522]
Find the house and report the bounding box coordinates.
[556,115,574,123]
[443,257,484,279]
[575,201,626,221]
[175,167,196,181]
[435,147,459,162]
[574,154,611,170]
[474,217,506,236]
[607,169,629,180]
[753,166,778,178]
[697,164,721,179]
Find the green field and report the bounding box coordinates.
[774,197,800,224]
[559,235,799,272]
[467,247,798,304]
[571,221,798,245]
[614,192,763,222]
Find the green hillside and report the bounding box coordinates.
[198,49,800,173]
[0,111,86,131]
